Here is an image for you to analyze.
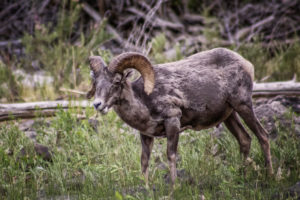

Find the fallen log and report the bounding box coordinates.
[0,100,91,122]
[253,80,300,97]
[0,80,299,121]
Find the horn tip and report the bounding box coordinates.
[144,85,154,95]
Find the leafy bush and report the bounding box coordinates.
[0,61,22,102]
[21,1,111,91]
[0,108,299,199]
[236,41,300,82]
[149,33,183,64]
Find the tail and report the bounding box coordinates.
[230,50,255,81]
[243,60,255,81]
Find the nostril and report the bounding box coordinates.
[93,102,101,109]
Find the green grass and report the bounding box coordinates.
[0,108,299,199]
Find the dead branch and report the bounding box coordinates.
[0,39,22,47]
[59,88,87,96]
[81,2,122,43]
[82,2,137,50]
[234,15,275,41]
[182,13,205,24]
[1,79,300,121]
[0,100,91,122]
[253,80,300,97]
[126,7,184,30]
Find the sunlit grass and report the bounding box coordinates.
[0,108,299,199]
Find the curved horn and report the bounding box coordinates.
[108,52,155,95]
[87,56,106,99]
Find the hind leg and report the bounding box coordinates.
[234,102,273,175]
[224,111,252,160]
[140,134,154,187]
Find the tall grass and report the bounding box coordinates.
[0,108,299,199]
[236,42,300,82]
[0,1,111,103]
[21,1,111,90]
[0,61,22,102]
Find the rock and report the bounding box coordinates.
[14,69,53,88]
[272,96,300,114]
[273,181,300,200]
[0,185,7,196]
[254,96,300,138]
[254,101,286,136]
[19,119,35,131]
[286,181,300,200]
[34,143,53,162]
[18,143,53,162]
[88,118,100,132]
[19,119,52,141]
[254,96,300,114]
[24,131,37,141]
[212,124,225,138]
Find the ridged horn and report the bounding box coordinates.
[108,52,155,95]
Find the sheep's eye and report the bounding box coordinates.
[108,85,118,94]
[96,87,102,95]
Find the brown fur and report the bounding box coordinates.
[89,48,273,185]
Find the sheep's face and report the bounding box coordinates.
[91,67,131,115]
[91,68,118,114]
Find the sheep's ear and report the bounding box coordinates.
[86,83,96,99]
[113,71,133,85]
[89,56,106,74]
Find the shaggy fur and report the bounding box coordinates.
[89,48,273,185]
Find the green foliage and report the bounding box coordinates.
[269,42,300,81]
[0,108,299,199]
[201,13,222,50]
[0,61,22,102]
[236,41,300,81]
[149,33,183,64]
[93,49,114,65]
[236,42,270,81]
[149,33,167,63]
[21,1,111,90]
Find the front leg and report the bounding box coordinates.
[140,134,154,187]
[165,117,180,185]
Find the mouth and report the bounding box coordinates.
[99,106,109,114]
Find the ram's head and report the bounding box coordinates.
[87,52,155,114]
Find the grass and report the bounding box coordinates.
[0,108,299,199]
[0,0,111,103]
[0,2,299,199]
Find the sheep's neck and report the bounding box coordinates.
[113,85,151,132]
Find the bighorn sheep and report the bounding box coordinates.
[87,48,273,185]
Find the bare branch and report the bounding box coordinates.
[235,15,275,41]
